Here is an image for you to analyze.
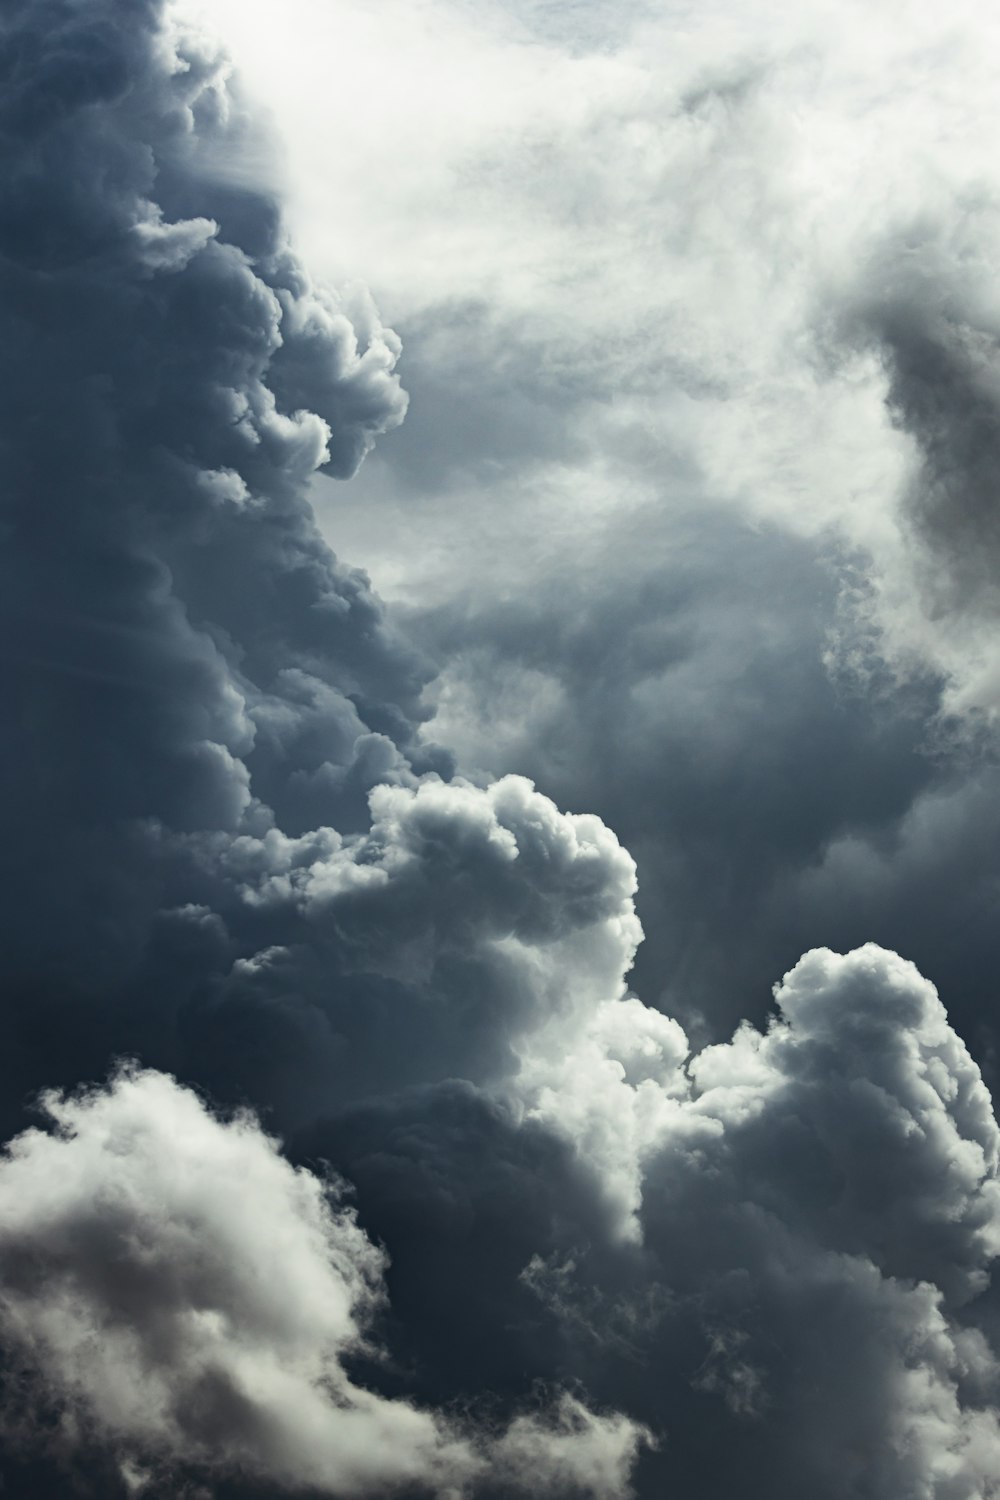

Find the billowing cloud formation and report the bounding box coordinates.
[4,0,1000,1498]
[514,946,1000,1497]
[279,0,1000,1057]
[0,0,447,1118]
[0,1065,645,1498]
[0,0,649,1490]
[0,1067,459,1496]
[282,0,1000,733]
[5,938,997,1498]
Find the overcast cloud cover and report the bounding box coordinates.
[2,0,1000,1494]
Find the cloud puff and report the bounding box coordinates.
[0,1065,463,1494]
[163,772,640,1133]
[514,944,1000,1496]
[691,945,1000,1300]
[0,1065,646,1498]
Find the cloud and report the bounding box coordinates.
[275,0,1000,1075]
[4,0,1000,1497]
[291,939,1000,1498]
[0,1065,647,1499]
[277,0,1000,724]
[0,1066,463,1496]
[516,945,1000,1496]
[158,771,640,1136]
[836,226,1000,723]
[0,0,436,1118]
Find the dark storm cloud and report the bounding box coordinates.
[4,2,1000,1499]
[0,0,436,1105]
[0,0,645,1491]
[293,1080,619,1407]
[857,248,1000,615]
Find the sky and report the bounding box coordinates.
[2,0,1000,1496]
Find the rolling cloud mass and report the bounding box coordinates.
[2,0,1000,1495]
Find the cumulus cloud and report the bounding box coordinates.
[6,939,996,1500]
[515,945,1000,1496]
[156,771,641,1135]
[0,1067,462,1496]
[0,1066,646,1499]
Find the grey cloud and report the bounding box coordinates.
[0,5,649,1490]
[856,241,1000,614]
[0,0,429,1094]
[4,2,1000,1499]
[690,945,1000,1303]
[804,203,1000,724]
[157,772,641,1134]
[334,301,596,499]
[518,946,1000,1498]
[408,510,955,1038]
[292,1079,623,1411]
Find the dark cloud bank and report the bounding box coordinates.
[3,2,1000,1497]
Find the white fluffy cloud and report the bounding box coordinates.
[0,1066,464,1494]
[0,1065,646,1497]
